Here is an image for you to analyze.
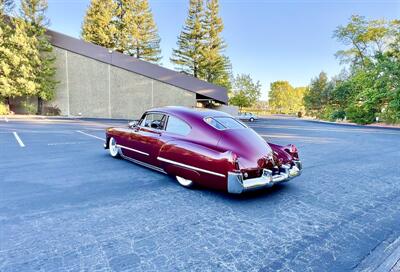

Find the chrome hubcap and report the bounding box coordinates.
[176,176,193,187]
[109,138,118,156]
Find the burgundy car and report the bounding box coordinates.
[104,106,302,194]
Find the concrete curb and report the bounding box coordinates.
[373,237,400,272]
[354,235,400,272]
[302,118,400,131]
[1,115,129,123]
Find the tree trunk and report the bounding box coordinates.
[193,64,197,78]
[136,47,140,59]
[37,97,43,115]
[5,97,10,112]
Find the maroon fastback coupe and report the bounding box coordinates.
[104,107,302,194]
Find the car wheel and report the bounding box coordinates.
[249,117,255,122]
[176,176,194,188]
[109,137,120,158]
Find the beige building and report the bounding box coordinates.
[12,30,228,119]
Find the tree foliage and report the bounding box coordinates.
[229,74,261,109]
[268,81,305,114]
[200,0,230,88]
[333,15,395,67]
[303,16,400,124]
[303,72,329,113]
[171,0,205,77]
[20,0,57,114]
[171,0,231,90]
[82,0,161,63]
[1,1,42,110]
[81,0,117,49]
[1,17,39,100]
[0,0,57,114]
[115,0,161,62]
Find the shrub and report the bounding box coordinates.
[0,102,9,115]
[330,110,346,120]
[346,104,376,124]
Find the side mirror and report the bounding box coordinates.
[128,120,138,128]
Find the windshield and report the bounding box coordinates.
[205,117,247,130]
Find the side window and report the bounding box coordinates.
[139,113,166,130]
[166,116,191,136]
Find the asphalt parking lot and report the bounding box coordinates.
[1,116,400,272]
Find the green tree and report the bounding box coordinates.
[329,16,400,124]
[229,74,261,110]
[0,0,16,109]
[292,87,306,113]
[0,18,40,108]
[82,0,161,63]
[200,0,230,88]
[116,0,161,63]
[268,81,305,114]
[82,0,117,49]
[303,72,329,114]
[1,1,40,110]
[171,0,205,77]
[20,0,57,115]
[268,81,292,114]
[334,15,395,67]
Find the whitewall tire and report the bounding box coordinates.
[109,137,120,158]
[176,176,194,188]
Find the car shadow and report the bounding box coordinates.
[196,182,290,202]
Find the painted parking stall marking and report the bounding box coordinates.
[13,132,25,147]
[76,130,104,141]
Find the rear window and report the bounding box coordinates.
[205,117,246,130]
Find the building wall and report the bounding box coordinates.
[46,47,196,119]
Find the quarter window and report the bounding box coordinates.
[166,116,191,135]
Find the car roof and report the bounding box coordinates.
[147,106,232,120]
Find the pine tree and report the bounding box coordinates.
[82,0,117,49]
[201,0,228,85]
[114,0,161,63]
[171,0,206,77]
[128,0,161,62]
[20,0,57,114]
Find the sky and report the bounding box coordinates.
[42,0,400,100]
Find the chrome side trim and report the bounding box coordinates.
[121,153,167,174]
[157,157,226,178]
[116,144,149,156]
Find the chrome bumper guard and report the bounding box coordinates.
[228,160,302,194]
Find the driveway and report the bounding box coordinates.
[1,116,400,271]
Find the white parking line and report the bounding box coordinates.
[13,132,25,147]
[76,130,104,141]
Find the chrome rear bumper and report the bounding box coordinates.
[227,160,302,194]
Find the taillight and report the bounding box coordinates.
[231,152,240,170]
[289,144,298,154]
[285,144,299,159]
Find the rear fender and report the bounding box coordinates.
[158,140,234,191]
